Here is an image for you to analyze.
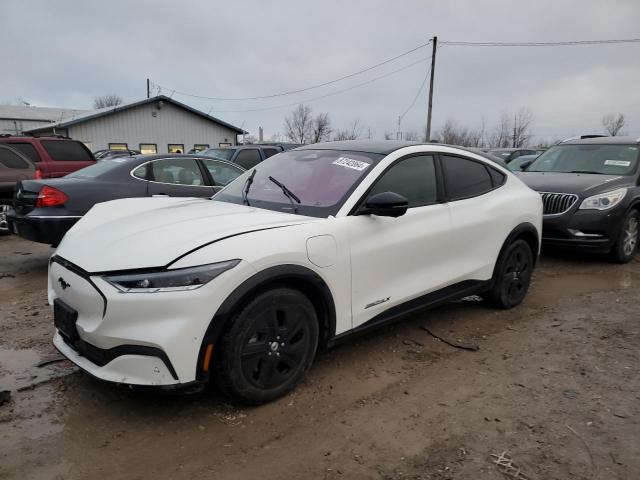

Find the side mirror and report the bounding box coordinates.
[519,160,533,171]
[359,191,409,218]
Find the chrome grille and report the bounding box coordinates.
[540,192,578,215]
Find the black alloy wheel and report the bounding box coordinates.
[215,288,319,404]
[486,239,534,309]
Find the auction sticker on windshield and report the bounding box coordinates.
[332,157,370,171]
[604,160,632,167]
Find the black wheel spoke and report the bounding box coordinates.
[242,342,267,358]
[256,358,276,387]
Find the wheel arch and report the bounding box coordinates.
[195,264,336,382]
[494,222,540,275]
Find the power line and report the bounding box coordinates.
[154,40,432,102]
[399,53,436,121]
[441,38,640,47]
[208,55,431,114]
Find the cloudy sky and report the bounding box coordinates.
[1,0,639,143]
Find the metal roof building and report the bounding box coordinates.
[0,105,89,135]
[24,96,244,154]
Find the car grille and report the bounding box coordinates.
[540,192,578,215]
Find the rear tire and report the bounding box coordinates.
[214,288,319,405]
[0,200,12,236]
[486,239,534,309]
[609,210,639,264]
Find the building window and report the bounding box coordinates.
[109,143,128,150]
[193,144,209,152]
[139,143,157,154]
[219,142,232,148]
[168,144,184,154]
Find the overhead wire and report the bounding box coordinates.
[153,40,432,101]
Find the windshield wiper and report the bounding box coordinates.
[268,176,301,213]
[568,170,602,174]
[242,169,256,206]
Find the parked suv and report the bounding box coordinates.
[49,140,541,404]
[0,144,35,234]
[0,135,95,178]
[519,136,640,262]
[200,145,282,169]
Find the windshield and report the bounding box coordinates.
[527,144,639,175]
[66,157,130,178]
[201,148,235,161]
[488,150,512,159]
[214,149,382,217]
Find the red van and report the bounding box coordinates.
[0,135,95,179]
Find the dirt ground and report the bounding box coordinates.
[0,234,638,480]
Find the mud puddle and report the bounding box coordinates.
[0,346,76,392]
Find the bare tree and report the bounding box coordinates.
[94,94,123,109]
[311,112,332,143]
[243,134,257,144]
[404,130,420,141]
[284,104,313,144]
[489,113,512,148]
[602,113,626,136]
[512,107,534,147]
[334,118,363,141]
[438,119,470,145]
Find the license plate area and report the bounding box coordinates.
[54,299,79,341]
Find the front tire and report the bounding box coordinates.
[609,210,639,264]
[214,288,319,405]
[486,239,534,309]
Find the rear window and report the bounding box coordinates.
[41,140,93,161]
[1,142,40,162]
[67,158,129,178]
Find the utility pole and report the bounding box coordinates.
[425,36,438,141]
[146,78,150,99]
[512,114,517,147]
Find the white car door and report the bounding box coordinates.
[439,154,510,281]
[347,154,452,328]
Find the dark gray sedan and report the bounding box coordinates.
[7,154,244,246]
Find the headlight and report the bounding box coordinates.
[579,188,627,211]
[104,259,240,293]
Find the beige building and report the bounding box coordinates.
[26,96,243,153]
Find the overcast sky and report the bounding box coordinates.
[1,0,639,143]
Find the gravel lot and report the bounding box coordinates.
[1,234,639,480]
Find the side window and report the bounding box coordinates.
[4,143,40,162]
[234,149,262,169]
[262,148,279,159]
[441,155,494,200]
[151,158,205,186]
[488,168,506,187]
[132,163,149,180]
[0,148,30,169]
[367,155,437,208]
[201,159,243,186]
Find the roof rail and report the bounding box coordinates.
[560,134,608,143]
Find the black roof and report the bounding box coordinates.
[297,140,423,155]
[561,136,640,145]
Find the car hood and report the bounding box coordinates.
[517,171,633,195]
[55,197,317,272]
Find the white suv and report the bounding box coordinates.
[49,141,542,404]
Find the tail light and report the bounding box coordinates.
[35,186,68,207]
[35,168,42,179]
